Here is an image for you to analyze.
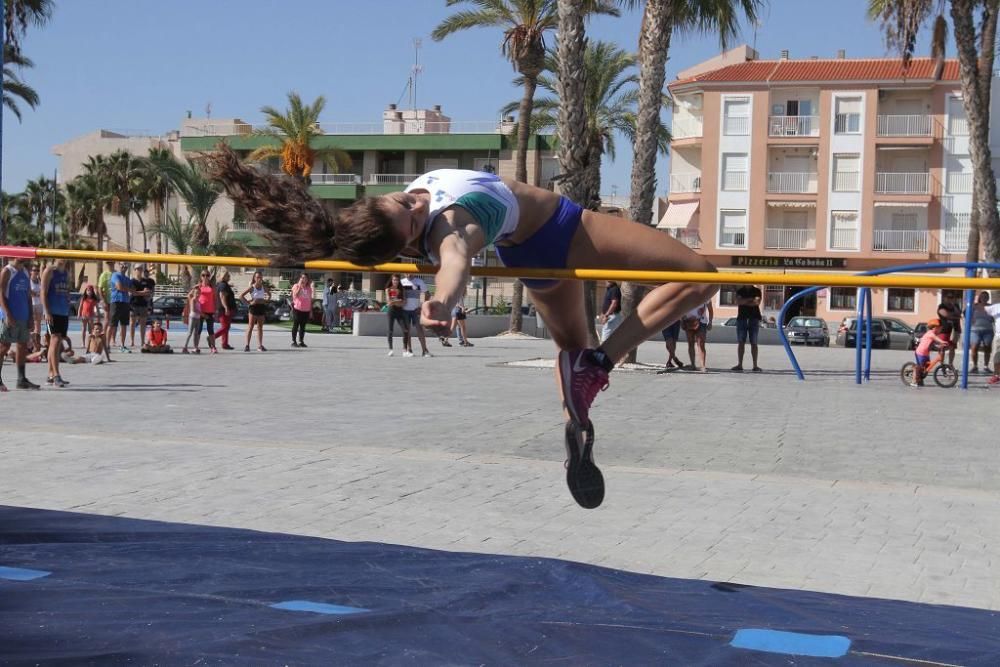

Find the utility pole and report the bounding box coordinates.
[410,38,422,110]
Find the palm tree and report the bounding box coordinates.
[75,164,112,251]
[0,190,31,245]
[4,0,54,61]
[869,0,1000,265]
[618,0,761,361]
[432,0,620,333]
[2,44,40,121]
[148,210,197,260]
[100,149,150,252]
[142,146,176,261]
[247,92,351,186]
[21,174,56,237]
[157,158,221,249]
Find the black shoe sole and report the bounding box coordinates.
[565,421,604,509]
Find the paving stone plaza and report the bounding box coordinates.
[3,329,998,612]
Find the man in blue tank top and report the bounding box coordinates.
[42,259,71,387]
[0,257,40,390]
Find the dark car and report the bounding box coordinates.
[844,319,890,349]
[784,316,830,346]
[231,300,249,323]
[151,295,187,320]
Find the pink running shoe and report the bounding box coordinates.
[556,349,610,427]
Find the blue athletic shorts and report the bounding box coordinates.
[736,318,760,345]
[661,321,681,341]
[495,196,583,290]
[915,354,931,367]
[971,330,994,347]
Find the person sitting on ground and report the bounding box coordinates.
[207,148,718,510]
[85,322,108,364]
[142,319,173,354]
[912,319,953,387]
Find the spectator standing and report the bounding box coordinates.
[599,281,622,343]
[182,285,203,354]
[453,303,473,347]
[129,265,154,348]
[41,259,71,387]
[682,301,713,372]
[29,264,43,352]
[240,271,270,352]
[290,273,313,347]
[970,291,994,374]
[0,257,40,390]
[97,261,115,323]
[180,265,193,292]
[660,320,684,369]
[401,274,432,357]
[937,295,962,365]
[78,284,100,349]
[107,263,135,354]
[322,278,339,332]
[195,270,219,354]
[732,282,763,372]
[215,271,237,350]
[385,274,408,357]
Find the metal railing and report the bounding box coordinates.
[767,172,817,193]
[946,172,972,194]
[764,228,815,250]
[668,228,701,249]
[873,229,929,252]
[367,174,421,185]
[182,120,510,137]
[719,230,747,247]
[723,116,750,136]
[230,221,267,233]
[876,172,930,194]
[941,212,971,253]
[768,115,819,136]
[876,114,932,137]
[669,173,702,193]
[310,173,362,185]
[834,113,861,134]
[948,117,970,136]
[722,171,748,191]
[830,228,859,250]
[832,171,860,191]
[671,116,703,139]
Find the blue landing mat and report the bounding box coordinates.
[1,505,998,665]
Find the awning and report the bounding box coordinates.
[874,201,928,207]
[766,201,816,208]
[657,200,699,229]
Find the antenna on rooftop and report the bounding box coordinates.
[410,38,423,110]
[205,102,212,119]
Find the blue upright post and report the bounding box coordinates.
[961,268,975,390]
[864,287,873,382]
[855,287,866,385]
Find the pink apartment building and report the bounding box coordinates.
[662,47,991,327]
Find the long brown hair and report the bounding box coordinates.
[204,145,405,265]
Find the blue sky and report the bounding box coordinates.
[2,0,943,196]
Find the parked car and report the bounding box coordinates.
[231,300,249,323]
[271,298,291,322]
[151,295,187,320]
[784,316,830,346]
[844,319,890,349]
[722,317,739,327]
[911,322,929,350]
[880,317,916,349]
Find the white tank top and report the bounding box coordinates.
[405,170,520,261]
[251,286,266,301]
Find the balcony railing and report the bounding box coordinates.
[768,115,819,137]
[669,172,702,193]
[831,228,859,250]
[668,228,701,249]
[946,172,972,194]
[876,172,930,194]
[767,171,817,193]
[873,229,929,252]
[876,114,932,137]
[183,120,508,137]
[672,116,703,139]
[941,212,971,253]
[722,171,748,191]
[310,173,361,185]
[723,116,749,136]
[765,227,816,250]
[834,113,862,134]
[948,116,970,136]
[833,171,860,191]
[719,230,747,248]
[367,174,421,185]
[229,221,267,235]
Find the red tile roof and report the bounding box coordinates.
[670,58,959,88]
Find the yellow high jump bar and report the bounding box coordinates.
[16,246,1000,290]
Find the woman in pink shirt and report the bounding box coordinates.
[290,273,313,348]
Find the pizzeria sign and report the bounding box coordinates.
[731,256,848,269]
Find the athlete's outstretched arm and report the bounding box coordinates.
[421,210,485,334]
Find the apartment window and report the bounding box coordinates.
[887,288,916,312]
[719,209,747,248]
[832,154,860,191]
[723,97,750,136]
[539,156,561,188]
[473,157,499,173]
[718,285,739,306]
[424,158,459,171]
[834,97,862,134]
[830,210,859,250]
[946,155,972,193]
[829,287,857,310]
[948,96,968,136]
[763,285,784,311]
[891,212,918,229]
[722,153,748,191]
